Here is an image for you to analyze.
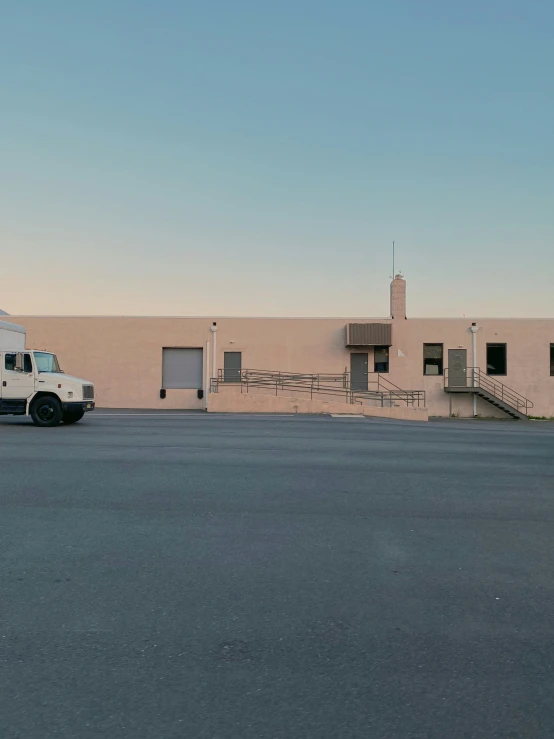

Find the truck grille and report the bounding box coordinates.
[83,385,95,400]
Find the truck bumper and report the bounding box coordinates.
[62,401,95,413]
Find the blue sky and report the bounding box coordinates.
[2,0,553,316]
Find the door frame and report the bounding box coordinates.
[447,348,468,387]
[0,351,36,400]
[350,352,369,392]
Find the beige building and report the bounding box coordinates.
[9,277,554,419]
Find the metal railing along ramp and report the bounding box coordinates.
[444,367,533,420]
[211,369,426,409]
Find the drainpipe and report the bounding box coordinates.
[210,322,218,385]
[470,323,478,417]
[205,340,210,410]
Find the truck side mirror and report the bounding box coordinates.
[14,353,24,372]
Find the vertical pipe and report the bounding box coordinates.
[471,323,478,417]
[205,340,210,411]
[210,323,217,384]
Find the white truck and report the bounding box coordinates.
[0,320,95,427]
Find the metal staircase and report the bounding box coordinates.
[444,367,533,420]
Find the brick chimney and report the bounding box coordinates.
[390,275,406,319]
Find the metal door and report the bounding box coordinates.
[350,353,369,391]
[448,349,467,387]
[1,352,35,400]
[223,352,242,382]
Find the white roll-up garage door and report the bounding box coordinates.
[162,348,203,389]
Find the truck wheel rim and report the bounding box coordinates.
[37,404,55,421]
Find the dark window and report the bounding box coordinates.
[223,352,242,382]
[423,344,443,375]
[550,344,554,376]
[5,353,32,373]
[374,346,389,373]
[487,343,507,376]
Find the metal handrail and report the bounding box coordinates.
[444,366,534,415]
[214,369,426,408]
[218,369,421,391]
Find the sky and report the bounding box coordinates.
[2,0,553,317]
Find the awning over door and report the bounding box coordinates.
[345,323,392,347]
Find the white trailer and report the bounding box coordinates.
[0,320,26,351]
[0,320,95,427]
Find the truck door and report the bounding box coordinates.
[1,352,35,401]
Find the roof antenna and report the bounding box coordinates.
[390,240,404,280]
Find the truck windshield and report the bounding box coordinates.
[34,352,61,373]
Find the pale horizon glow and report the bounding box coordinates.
[2,1,553,318]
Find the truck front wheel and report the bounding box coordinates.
[30,397,62,427]
[62,409,85,425]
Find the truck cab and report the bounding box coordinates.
[0,349,95,427]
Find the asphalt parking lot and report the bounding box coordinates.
[1,412,553,739]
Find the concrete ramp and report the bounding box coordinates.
[208,391,428,421]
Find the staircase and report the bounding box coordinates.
[444,367,533,420]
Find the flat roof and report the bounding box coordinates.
[7,314,554,321]
[0,319,26,334]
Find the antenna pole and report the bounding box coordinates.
[392,241,395,279]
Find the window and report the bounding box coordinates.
[374,346,389,373]
[33,352,61,373]
[423,344,443,375]
[551,344,554,376]
[487,343,507,376]
[5,353,33,373]
[223,352,242,382]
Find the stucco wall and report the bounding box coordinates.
[389,318,552,417]
[208,390,428,421]
[9,314,553,416]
